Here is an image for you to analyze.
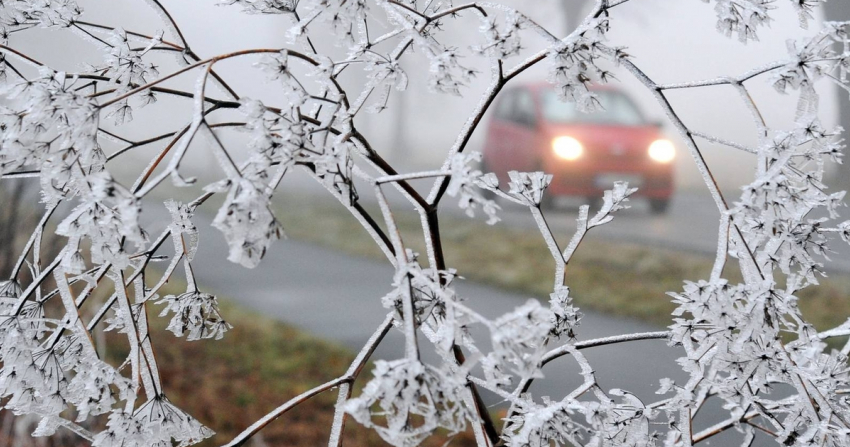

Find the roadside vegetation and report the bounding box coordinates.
[6,182,844,446]
[0,186,478,446]
[133,290,478,446]
[274,193,850,333]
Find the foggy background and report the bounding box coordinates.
[4,4,850,445]
[11,0,845,194]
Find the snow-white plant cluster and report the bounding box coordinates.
[0,0,849,446]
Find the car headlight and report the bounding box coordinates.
[553,136,583,161]
[648,139,675,163]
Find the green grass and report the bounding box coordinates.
[272,193,850,332]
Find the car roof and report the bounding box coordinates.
[515,81,622,94]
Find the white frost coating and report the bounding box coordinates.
[427,81,501,204]
[156,288,232,340]
[135,66,209,198]
[446,152,500,225]
[2,1,850,446]
[691,130,759,154]
[97,128,133,146]
[327,381,350,447]
[136,0,241,103]
[137,0,188,47]
[711,212,731,282]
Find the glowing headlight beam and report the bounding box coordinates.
[648,139,675,163]
[553,136,583,161]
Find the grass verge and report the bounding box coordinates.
[124,285,478,446]
[3,188,482,446]
[273,193,850,333]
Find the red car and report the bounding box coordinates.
[482,83,675,213]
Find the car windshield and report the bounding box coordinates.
[541,89,646,126]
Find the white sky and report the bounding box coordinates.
[17,0,839,192]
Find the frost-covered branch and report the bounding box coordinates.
[2,0,850,446]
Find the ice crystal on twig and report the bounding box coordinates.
[507,171,553,207]
[207,178,284,268]
[157,288,231,341]
[1,0,849,446]
[447,152,500,224]
[344,359,475,446]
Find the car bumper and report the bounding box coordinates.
[545,161,674,199]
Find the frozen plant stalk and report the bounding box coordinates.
[0,0,849,446]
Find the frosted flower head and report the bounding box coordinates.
[102,29,161,91]
[165,200,199,261]
[207,178,284,269]
[594,181,637,218]
[485,300,554,382]
[0,280,22,299]
[446,152,501,224]
[473,11,526,59]
[17,0,83,28]
[255,50,308,108]
[344,359,474,446]
[424,48,475,96]
[507,171,553,207]
[381,256,461,343]
[134,395,215,446]
[66,359,134,421]
[549,286,582,339]
[545,17,617,113]
[502,397,588,447]
[61,250,87,275]
[157,290,231,341]
[313,139,357,205]
[92,410,147,447]
[313,0,368,44]
[708,0,772,42]
[219,0,296,14]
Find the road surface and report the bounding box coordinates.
[140,205,774,445]
[457,189,850,274]
[281,169,850,273]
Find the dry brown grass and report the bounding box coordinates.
[118,292,480,446]
[273,193,850,333]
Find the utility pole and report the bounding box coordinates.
[559,0,592,34]
[391,89,409,164]
[824,2,850,190]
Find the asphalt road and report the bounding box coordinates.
[271,169,850,273]
[459,189,850,274]
[140,203,773,445]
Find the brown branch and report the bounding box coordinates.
[97,48,316,109]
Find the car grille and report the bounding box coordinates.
[584,144,648,164]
